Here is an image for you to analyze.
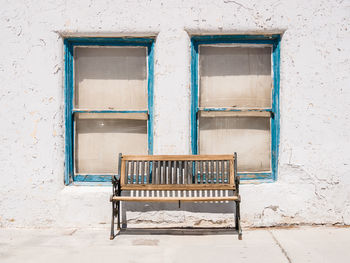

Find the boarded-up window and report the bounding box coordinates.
[74,46,148,175]
[198,45,272,173]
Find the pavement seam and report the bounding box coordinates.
[268,230,292,263]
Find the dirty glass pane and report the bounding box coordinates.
[75,113,147,174]
[74,47,147,110]
[199,116,271,172]
[199,46,272,108]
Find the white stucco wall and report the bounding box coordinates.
[1,0,350,228]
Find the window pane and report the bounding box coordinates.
[75,47,147,110]
[199,46,272,108]
[199,116,271,172]
[75,114,147,174]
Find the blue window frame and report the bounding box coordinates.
[190,35,280,182]
[64,37,154,185]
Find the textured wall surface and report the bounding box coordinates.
[1,0,350,228]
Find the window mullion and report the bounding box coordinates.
[197,107,272,118]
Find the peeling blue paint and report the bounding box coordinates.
[147,41,155,155]
[73,110,148,114]
[191,34,281,42]
[64,37,155,185]
[65,37,154,46]
[190,35,281,182]
[238,172,274,181]
[191,39,199,155]
[272,37,281,181]
[74,174,113,182]
[64,40,74,185]
[201,107,272,112]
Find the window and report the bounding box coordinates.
[64,38,154,184]
[191,35,280,181]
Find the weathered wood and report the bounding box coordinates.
[141,161,145,184]
[227,160,230,183]
[230,158,234,184]
[121,184,235,190]
[169,161,173,184]
[122,155,235,161]
[179,161,183,184]
[135,161,139,184]
[221,160,225,183]
[188,161,193,184]
[174,161,177,184]
[200,160,203,184]
[152,160,156,184]
[158,161,162,184]
[205,161,209,184]
[161,161,164,184]
[130,161,134,184]
[194,161,198,184]
[120,159,126,185]
[111,196,239,202]
[164,161,168,184]
[119,154,236,187]
[146,161,150,183]
[154,161,158,184]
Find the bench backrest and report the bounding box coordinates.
[118,154,237,190]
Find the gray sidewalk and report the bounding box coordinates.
[0,226,349,263]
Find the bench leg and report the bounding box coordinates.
[117,200,121,230]
[110,201,116,240]
[235,200,242,240]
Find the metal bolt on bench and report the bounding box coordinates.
[110,153,242,240]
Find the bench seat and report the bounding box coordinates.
[111,196,240,202]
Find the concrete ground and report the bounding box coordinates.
[0,226,349,263]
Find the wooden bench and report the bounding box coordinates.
[110,153,242,239]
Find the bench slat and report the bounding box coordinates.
[168,161,172,184]
[155,161,159,184]
[122,155,235,161]
[221,160,224,183]
[152,160,155,184]
[111,196,239,202]
[120,160,126,185]
[121,184,235,190]
[130,161,134,184]
[146,161,150,184]
[141,161,145,184]
[179,161,183,184]
[205,161,209,183]
[230,159,234,185]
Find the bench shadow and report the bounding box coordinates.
[117,191,239,238]
[118,227,238,236]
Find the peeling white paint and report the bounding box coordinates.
[0,0,350,228]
